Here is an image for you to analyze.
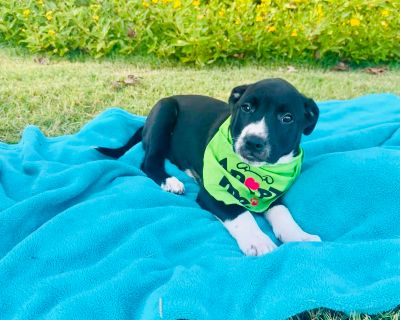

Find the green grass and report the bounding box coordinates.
[292,307,400,320]
[1,48,400,143]
[0,48,400,319]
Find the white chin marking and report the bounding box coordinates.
[265,205,321,243]
[224,212,277,256]
[276,151,294,164]
[238,151,295,167]
[237,154,266,167]
[161,177,185,195]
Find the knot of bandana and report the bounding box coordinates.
[203,117,303,213]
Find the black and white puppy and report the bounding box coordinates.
[97,78,321,256]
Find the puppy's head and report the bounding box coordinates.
[228,78,319,166]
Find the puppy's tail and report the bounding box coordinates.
[96,126,144,159]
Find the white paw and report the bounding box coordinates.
[238,232,277,256]
[224,212,277,256]
[298,232,321,242]
[274,228,321,243]
[161,177,185,195]
[266,205,322,243]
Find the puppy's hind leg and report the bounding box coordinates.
[141,98,185,195]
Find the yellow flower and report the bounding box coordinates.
[218,9,225,17]
[142,1,149,8]
[37,0,44,5]
[285,3,296,9]
[291,29,298,37]
[23,9,30,17]
[235,18,241,25]
[381,9,389,17]
[381,21,388,28]
[173,0,181,9]
[45,11,53,21]
[152,0,158,3]
[93,15,99,22]
[192,0,200,6]
[256,3,268,15]
[48,30,56,36]
[316,4,323,16]
[255,15,263,22]
[350,18,361,27]
[267,25,276,32]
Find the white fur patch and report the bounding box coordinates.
[234,117,270,167]
[276,151,294,164]
[184,169,196,179]
[161,177,185,194]
[265,205,321,243]
[224,211,277,256]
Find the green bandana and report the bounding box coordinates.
[203,117,303,213]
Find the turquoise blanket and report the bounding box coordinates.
[1,94,400,319]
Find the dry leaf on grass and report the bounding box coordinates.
[364,67,386,75]
[233,53,245,59]
[286,66,297,73]
[331,62,349,71]
[127,28,136,38]
[123,74,140,85]
[34,57,49,65]
[112,75,141,90]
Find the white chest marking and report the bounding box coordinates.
[276,151,294,164]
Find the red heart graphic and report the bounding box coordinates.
[244,177,260,191]
[250,197,259,206]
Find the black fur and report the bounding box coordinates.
[96,127,143,158]
[97,78,319,222]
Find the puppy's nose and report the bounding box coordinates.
[244,135,267,152]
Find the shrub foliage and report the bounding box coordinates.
[0,0,398,65]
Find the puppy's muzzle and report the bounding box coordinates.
[241,135,269,161]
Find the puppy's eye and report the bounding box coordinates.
[241,103,255,113]
[281,113,294,123]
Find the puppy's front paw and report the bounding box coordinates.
[238,233,277,256]
[161,176,185,194]
[224,212,277,256]
[266,205,322,243]
[298,232,321,242]
[275,228,321,243]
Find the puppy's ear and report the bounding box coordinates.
[229,84,249,105]
[303,97,319,135]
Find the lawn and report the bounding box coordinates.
[1,48,400,319]
[1,48,400,143]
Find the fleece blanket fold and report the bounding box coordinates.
[1,94,400,319]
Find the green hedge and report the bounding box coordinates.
[0,0,399,65]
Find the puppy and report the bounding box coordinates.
[97,78,321,256]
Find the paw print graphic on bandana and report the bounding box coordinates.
[250,197,259,206]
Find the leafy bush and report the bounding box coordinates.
[0,0,398,65]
